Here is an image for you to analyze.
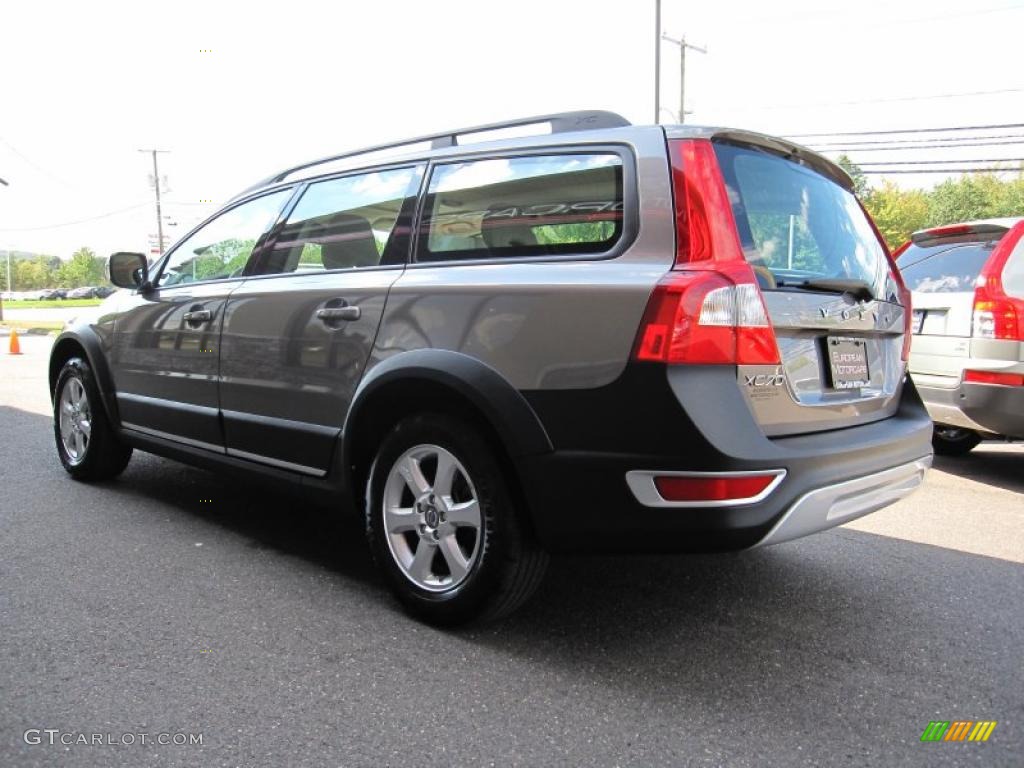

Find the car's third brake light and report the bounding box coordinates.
[633,139,780,365]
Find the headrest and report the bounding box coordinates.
[482,206,538,250]
[320,214,380,270]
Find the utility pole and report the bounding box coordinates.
[654,0,661,124]
[661,34,707,123]
[138,149,169,255]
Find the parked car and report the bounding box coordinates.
[895,218,1024,454]
[39,288,66,300]
[19,289,48,300]
[48,111,932,624]
[93,285,116,298]
[66,286,98,299]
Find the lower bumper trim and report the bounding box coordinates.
[753,455,932,548]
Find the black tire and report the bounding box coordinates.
[931,425,982,456]
[53,356,133,480]
[365,413,548,626]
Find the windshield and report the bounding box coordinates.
[714,141,889,298]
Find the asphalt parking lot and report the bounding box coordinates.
[1,334,1021,767]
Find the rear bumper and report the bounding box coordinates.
[917,380,1024,439]
[519,365,934,553]
[753,456,931,547]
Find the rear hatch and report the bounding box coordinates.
[711,138,908,436]
[895,224,1011,388]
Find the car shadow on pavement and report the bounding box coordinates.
[462,530,1023,703]
[10,403,1020,701]
[112,450,381,587]
[932,443,1024,493]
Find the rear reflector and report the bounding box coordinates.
[964,370,1024,387]
[654,473,778,503]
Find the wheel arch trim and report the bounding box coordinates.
[342,349,554,469]
[49,330,120,424]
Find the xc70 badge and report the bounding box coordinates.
[744,370,786,387]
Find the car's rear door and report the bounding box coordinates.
[896,238,1000,388]
[217,164,424,476]
[110,188,293,450]
[711,139,908,436]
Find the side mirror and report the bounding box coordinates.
[107,252,149,290]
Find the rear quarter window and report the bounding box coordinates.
[416,153,624,262]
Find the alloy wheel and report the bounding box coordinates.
[382,444,483,592]
[58,375,92,465]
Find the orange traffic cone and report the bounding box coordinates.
[8,328,22,355]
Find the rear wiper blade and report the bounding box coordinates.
[777,277,874,301]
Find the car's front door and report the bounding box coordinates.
[218,165,424,475]
[110,188,293,450]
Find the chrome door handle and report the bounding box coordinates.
[316,306,361,322]
[183,309,212,324]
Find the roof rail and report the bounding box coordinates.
[246,110,631,192]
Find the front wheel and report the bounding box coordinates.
[54,357,133,480]
[365,413,548,625]
[932,425,982,456]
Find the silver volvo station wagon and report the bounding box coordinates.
[49,111,933,624]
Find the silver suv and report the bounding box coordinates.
[49,111,932,624]
[896,218,1024,455]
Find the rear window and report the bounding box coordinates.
[416,153,624,262]
[714,142,888,296]
[896,242,995,293]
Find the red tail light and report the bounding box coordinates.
[964,370,1024,387]
[633,139,780,366]
[972,221,1024,341]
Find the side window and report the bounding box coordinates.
[417,153,624,263]
[253,165,423,275]
[157,190,291,287]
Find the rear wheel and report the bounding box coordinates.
[365,413,548,625]
[932,425,982,456]
[54,357,132,480]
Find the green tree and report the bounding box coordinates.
[926,170,1024,226]
[836,154,868,198]
[862,181,930,249]
[57,247,106,288]
[13,256,57,290]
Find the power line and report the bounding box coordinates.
[0,202,152,232]
[787,122,1024,139]
[813,139,1024,152]
[757,86,1024,112]
[808,132,1024,148]
[0,135,81,191]
[857,158,1024,166]
[862,167,1021,175]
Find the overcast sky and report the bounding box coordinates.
[1,0,1021,259]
